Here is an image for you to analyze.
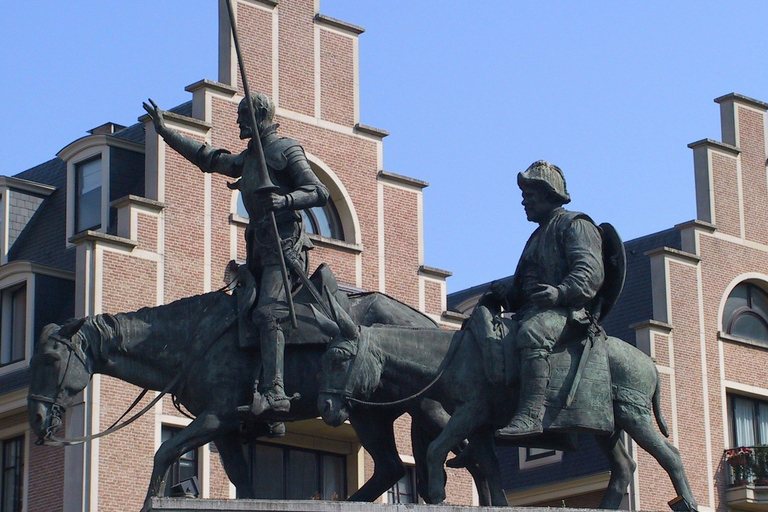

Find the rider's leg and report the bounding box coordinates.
[250,265,291,415]
[497,309,566,438]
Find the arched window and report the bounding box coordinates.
[723,282,768,343]
[236,194,344,241]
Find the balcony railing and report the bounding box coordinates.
[725,446,768,487]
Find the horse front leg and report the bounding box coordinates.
[425,403,485,504]
[214,430,254,498]
[144,412,230,508]
[347,410,405,501]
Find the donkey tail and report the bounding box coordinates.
[652,367,669,438]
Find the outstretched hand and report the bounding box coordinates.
[142,98,167,134]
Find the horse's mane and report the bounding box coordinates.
[353,340,384,400]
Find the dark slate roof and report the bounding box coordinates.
[111,122,145,145]
[601,228,682,345]
[169,101,193,117]
[9,158,75,271]
[447,279,496,312]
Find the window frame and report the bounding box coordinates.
[248,441,347,500]
[161,425,200,498]
[385,465,419,504]
[518,446,563,469]
[729,393,768,447]
[0,271,33,378]
[74,155,103,233]
[0,426,28,512]
[723,282,768,344]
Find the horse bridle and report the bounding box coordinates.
[29,333,90,444]
[319,331,370,406]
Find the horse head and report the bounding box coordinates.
[28,319,92,443]
[318,335,358,427]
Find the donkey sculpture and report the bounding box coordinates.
[318,324,698,509]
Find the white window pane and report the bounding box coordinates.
[734,397,757,446]
[759,403,768,445]
[10,287,24,363]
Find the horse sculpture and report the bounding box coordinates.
[318,324,698,509]
[28,287,492,509]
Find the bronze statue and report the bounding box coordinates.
[143,95,329,417]
[479,160,604,437]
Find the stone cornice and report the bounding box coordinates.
[419,265,452,279]
[185,79,238,96]
[0,177,56,197]
[714,92,768,111]
[644,246,701,264]
[0,261,74,282]
[674,219,717,234]
[630,319,673,334]
[686,138,740,156]
[308,234,363,254]
[69,230,137,250]
[314,14,365,35]
[354,123,389,139]
[441,310,468,322]
[110,195,166,213]
[378,170,429,189]
[58,134,145,161]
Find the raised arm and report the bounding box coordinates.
[142,99,241,178]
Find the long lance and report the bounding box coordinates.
[224,0,297,328]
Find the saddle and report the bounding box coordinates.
[470,313,614,435]
[234,263,348,348]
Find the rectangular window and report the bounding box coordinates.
[0,437,24,512]
[250,443,345,500]
[161,427,199,497]
[731,395,768,446]
[75,157,102,232]
[518,446,563,469]
[386,466,418,504]
[0,285,26,366]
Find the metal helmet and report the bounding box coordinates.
[238,92,276,125]
[517,160,571,204]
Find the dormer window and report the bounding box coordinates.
[75,156,102,232]
[0,283,25,366]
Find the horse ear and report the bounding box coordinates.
[58,318,87,340]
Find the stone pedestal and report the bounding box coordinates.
[149,498,612,512]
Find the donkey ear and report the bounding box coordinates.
[58,318,87,340]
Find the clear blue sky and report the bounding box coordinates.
[2,1,767,292]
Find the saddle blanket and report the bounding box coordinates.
[542,338,614,435]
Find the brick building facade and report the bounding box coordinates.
[448,93,768,512]
[0,1,473,511]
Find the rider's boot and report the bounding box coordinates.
[497,348,549,438]
[250,318,291,416]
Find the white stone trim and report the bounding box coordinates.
[314,24,321,119]
[377,181,385,293]
[305,152,361,246]
[694,263,716,507]
[506,471,609,506]
[353,32,360,125]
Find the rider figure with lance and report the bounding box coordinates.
[143,94,328,418]
[477,160,604,438]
